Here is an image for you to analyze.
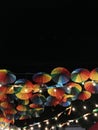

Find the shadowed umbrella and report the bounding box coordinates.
[0,69,16,85]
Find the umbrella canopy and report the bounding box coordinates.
[32,72,52,84]
[0,69,16,85]
[64,82,82,95]
[48,87,65,99]
[90,68,98,81]
[51,67,71,85]
[78,91,91,101]
[14,79,34,93]
[71,68,90,83]
[84,81,96,93]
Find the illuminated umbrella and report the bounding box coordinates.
[32,84,41,93]
[48,87,65,99]
[14,79,34,93]
[64,82,82,96]
[32,72,52,84]
[90,68,98,81]
[51,67,71,85]
[15,92,33,100]
[0,69,16,85]
[78,91,91,101]
[84,81,96,93]
[71,68,90,83]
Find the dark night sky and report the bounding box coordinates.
[0,4,97,73]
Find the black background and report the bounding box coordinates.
[0,2,97,74]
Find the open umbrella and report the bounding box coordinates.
[32,72,52,84]
[64,82,82,95]
[0,69,16,86]
[84,81,96,93]
[90,68,98,81]
[78,91,91,101]
[14,79,34,93]
[51,67,71,85]
[48,87,65,99]
[71,68,90,83]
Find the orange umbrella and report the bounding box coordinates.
[84,81,96,93]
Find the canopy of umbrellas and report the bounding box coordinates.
[0,67,98,126]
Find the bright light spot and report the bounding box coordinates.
[84,116,88,120]
[94,113,98,116]
[58,124,62,128]
[83,105,87,109]
[95,104,98,107]
[72,107,76,111]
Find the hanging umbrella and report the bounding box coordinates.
[45,96,62,106]
[15,92,33,100]
[84,81,96,93]
[71,68,90,83]
[78,91,91,101]
[51,67,71,85]
[90,68,98,81]
[48,87,65,99]
[30,94,46,105]
[0,69,16,85]
[14,79,34,93]
[64,82,82,95]
[32,72,52,84]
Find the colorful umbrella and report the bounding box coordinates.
[0,69,16,85]
[84,81,96,93]
[64,82,82,95]
[48,87,65,99]
[32,72,52,84]
[30,94,46,105]
[15,92,33,100]
[71,68,90,83]
[90,68,98,81]
[14,79,34,93]
[51,67,71,85]
[78,91,91,101]
[45,96,62,106]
